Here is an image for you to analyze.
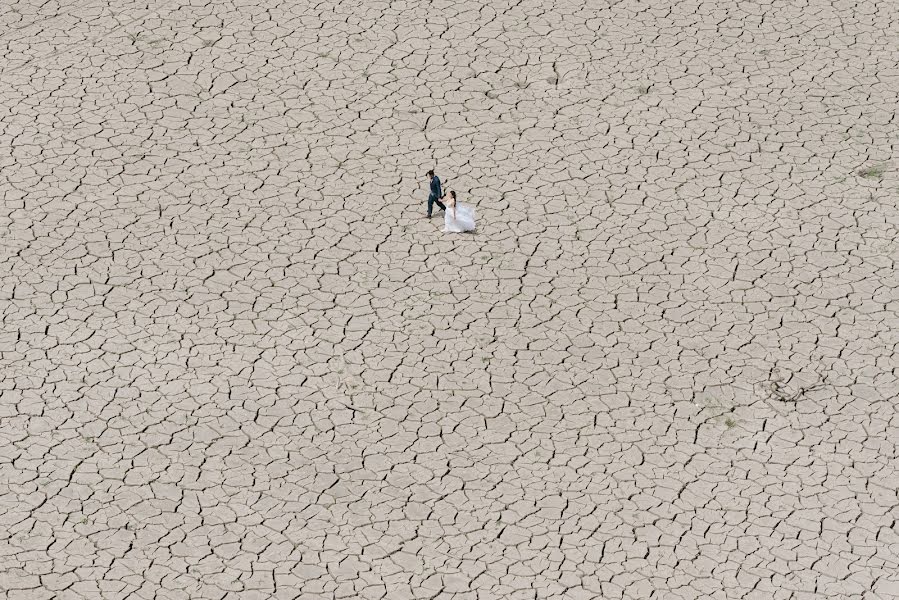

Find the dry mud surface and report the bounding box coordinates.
[1,0,899,598]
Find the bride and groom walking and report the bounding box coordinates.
[425,169,476,233]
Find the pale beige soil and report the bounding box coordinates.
[1,1,898,598]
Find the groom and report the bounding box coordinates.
[425,169,446,218]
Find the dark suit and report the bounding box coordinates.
[427,176,446,217]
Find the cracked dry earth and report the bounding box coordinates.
[2,0,899,598]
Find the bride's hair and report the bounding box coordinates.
[449,191,456,202]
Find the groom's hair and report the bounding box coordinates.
[426,169,434,177]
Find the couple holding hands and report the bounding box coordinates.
[425,169,476,233]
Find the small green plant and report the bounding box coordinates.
[201,38,217,48]
[857,164,888,180]
[635,84,651,95]
[724,417,736,429]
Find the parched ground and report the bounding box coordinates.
[1,0,898,598]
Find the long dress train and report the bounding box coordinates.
[443,203,476,233]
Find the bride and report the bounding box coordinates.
[443,191,476,233]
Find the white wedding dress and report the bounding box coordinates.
[443,202,476,233]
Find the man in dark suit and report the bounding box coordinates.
[426,169,446,218]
